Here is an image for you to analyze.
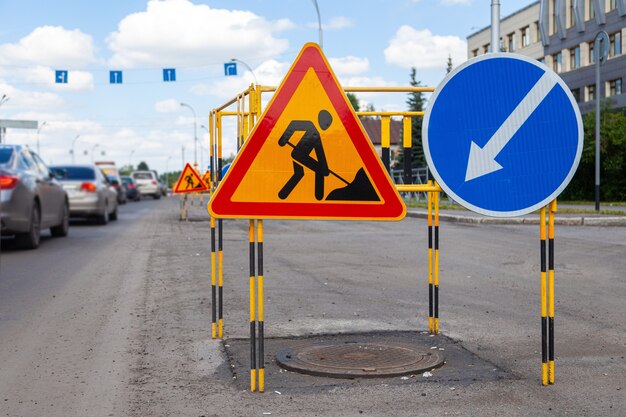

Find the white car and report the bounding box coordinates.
[132,170,161,199]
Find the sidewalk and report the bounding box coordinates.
[406,204,626,226]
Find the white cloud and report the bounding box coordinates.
[328,56,369,75]
[155,98,182,113]
[384,26,467,70]
[107,0,292,68]
[21,67,94,91]
[0,81,64,110]
[0,26,97,68]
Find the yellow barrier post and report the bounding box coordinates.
[540,206,548,386]
[257,220,265,393]
[210,217,217,339]
[381,116,391,173]
[548,199,557,384]
[249,220,257,392]
[427,181,433,334]
[434,185,440,335]
[402,116,412,185]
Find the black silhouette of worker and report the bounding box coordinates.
[185,173,195,190]
[278,110,332,201]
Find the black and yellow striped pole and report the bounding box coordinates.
[540,206,548,385]
[381,116,391,173]
[218,219,224,338]
[433,185,440,335]
[216,113,224,339]
[427,181,434,334]
[548,199,556,384]
[257,220,265,393]
[402,116,412,185]
[249,220,257,392]
[210,216,217,339]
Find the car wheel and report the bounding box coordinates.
[110,205,118,221]
[16,202,41,249]
[153,193,161,200]
[97,203,109,225]
[50,201,69,237]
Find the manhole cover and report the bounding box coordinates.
[276,341,444,378]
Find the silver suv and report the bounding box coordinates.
[131,170,161,199]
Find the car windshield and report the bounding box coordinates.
[121,177,133,185]
[106,175,117,183]
[0,147,13,164]
[50,166,96,180]
[133,172,153,180]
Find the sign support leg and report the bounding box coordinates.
[427,182,433,334]
[248,220,257,392]
[540,207,548,386]
[257,220,265,393]
[211,217,217,339]
[434,187,440,335]
[218,219,224,338]
[548,200,556,384]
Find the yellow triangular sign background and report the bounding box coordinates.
[209,43,405,221]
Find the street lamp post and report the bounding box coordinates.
[70,134,80,163]
[128,149,135,171]
[0,94,9,107]
[91,144,99,163]
[312,0,323,50]
[36,121,47,155]
[594,30,609,211]
[230,58,258,86]
[180,102,198,167]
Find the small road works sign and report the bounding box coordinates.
[174,163,208,194]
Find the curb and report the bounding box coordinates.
[405,211,626,227]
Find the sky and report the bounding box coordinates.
[0,0,535,174]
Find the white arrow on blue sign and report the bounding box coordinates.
[423,53,583,217]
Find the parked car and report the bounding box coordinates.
[96,161,127,205]
[49,164,118,225]
[0,144,69,249]
[121,176,141,201]
[132,170,161,199]
[151,170,167,197]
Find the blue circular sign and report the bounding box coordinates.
[423,53,583,217]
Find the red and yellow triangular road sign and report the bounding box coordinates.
[202,171,212,189]
[173,163,208,194]
[209,43,405,221]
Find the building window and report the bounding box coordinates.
[609,0,617,11]
[571,88,581,102]
[570,46,581,69]
[534,21,542,43]
[521,26,530,47]
[483,43,490,54]
[610,31,622,57]
[589,41,596,64]
[472,49,479,57]
[568,1,575,28]
[609,78,622,96]
[508,33,516,52]
[587,84,596,101]
[551,0,558,35]
[553,52,562,72]
[587,0,596,20]
[538,57,545,64]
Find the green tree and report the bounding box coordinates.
[560,101,626,201]
[346,92,360,112]
[395,68,426,174]
[137,161,149,170]
[446,55,454,73]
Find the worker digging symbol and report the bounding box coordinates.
[277,109,380,202]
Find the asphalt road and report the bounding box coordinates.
[0,197,624,416]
